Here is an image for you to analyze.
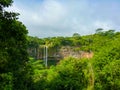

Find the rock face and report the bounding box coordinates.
[27,46,93,60]
[59,46,93,59]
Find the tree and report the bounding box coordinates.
[104,30,115,38]
[0,0,32,89]
[95,28,104,35]
[47,57,92,90]
[73,33,81,37]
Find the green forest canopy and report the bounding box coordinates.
[27,29,120,90]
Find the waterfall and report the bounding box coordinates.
[44,46,48,67]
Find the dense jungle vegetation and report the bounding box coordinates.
[27,28,120,90]
[0,0,120,90]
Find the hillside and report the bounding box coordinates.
[27,30,120,90]
[27,30,120,60]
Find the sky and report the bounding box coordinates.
[7,0,120,37]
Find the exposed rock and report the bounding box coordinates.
[59,46,93,59]
[27,46,94,60]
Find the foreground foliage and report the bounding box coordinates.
[0,0,33,89]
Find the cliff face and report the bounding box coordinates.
[59,46,93,59]
[27,46,93,60]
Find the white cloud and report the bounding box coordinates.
[93,21,116,31]
[27,0,67,26]
[6,0,120,37]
